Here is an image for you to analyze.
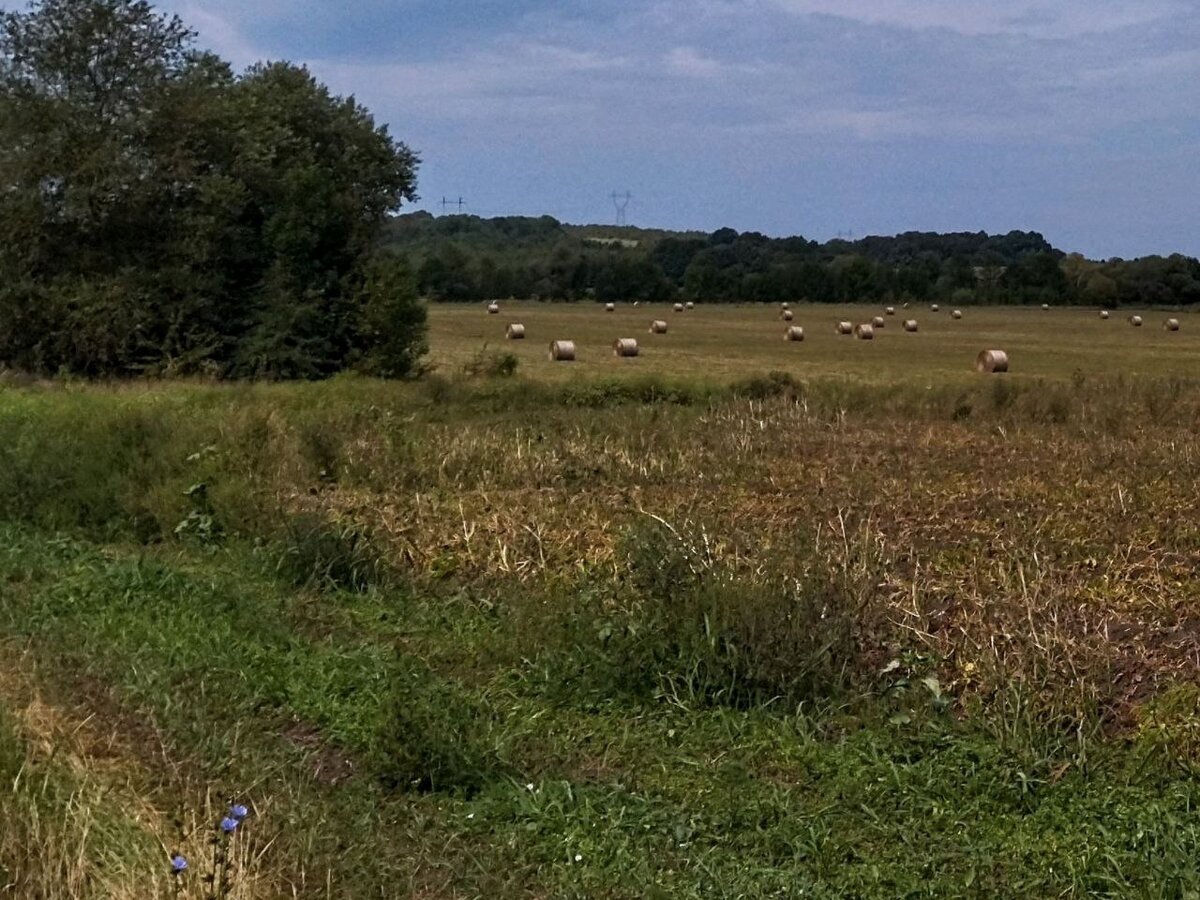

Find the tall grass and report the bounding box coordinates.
[3,371,1200,894]
[552,515,888,708]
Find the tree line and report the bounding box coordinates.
[392,213,1200,309]
[0,0,427,379]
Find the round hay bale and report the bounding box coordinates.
[903,301,910,309]
[685,301,695,310]
[836,321,853,335]
[781,302,790,310]
[634,301,640,308]
[505,323,526,340]
[1165,318,1181,331]
[613,338,639,357]
[872,316,885,328]
[605,302,615,312]
[673,302,684,312]
[649,320,668,334]
[1130,315,1143,327]
[885,306,896,316]
[784,325,805,342]
[549,340,576,361]
[976,349,1009,373]
[952,309,963,319]
[930,304,940,312]
[855,323,875,340]
[1099,310,1110,320]
[781,309,794,322]
[487,303,500,315]
[903,319,919,332]
[1042,304,1050,311]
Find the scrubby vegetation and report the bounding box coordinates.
[4,365,1200,896]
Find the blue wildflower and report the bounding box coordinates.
[230,804,249,820]
[170,854,188,874]
[220,816,239,833]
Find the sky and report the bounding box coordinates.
[156,0,1200,259]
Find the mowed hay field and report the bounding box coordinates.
[429,301,1200,382]
[6,327,1200,895]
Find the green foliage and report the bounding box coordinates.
[562,518,877,707]
[173,481,223,545]
[9,377,1200,893]
[276,513,388,593]
[1136,683,1200,776]
[558,375,703,407]
[356,256,428,378]
[377,659,512,794]
[462,348,520,379]
[385,213,1200,308]
[731,370,801,401]
[0,0,424,380]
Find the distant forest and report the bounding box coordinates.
[385,213,1200,307]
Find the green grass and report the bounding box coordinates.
[4,342,1200,895]
[3,526,1200,896]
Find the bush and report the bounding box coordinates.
[462,348,519,379]
[731,370,801,401]
[357,256,428,379]
[0,2,420,380]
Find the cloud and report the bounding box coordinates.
[174,3,266,67]
[149,0,1200,254]
[158,0,1199,146]
[663,46,725,78]
[765,0,1186,38]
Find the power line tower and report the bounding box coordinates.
[610,191,632,226]
[440,196,466,213]
[836,229,855,240]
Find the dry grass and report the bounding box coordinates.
[286,383,1200,728]
[0,647,277,899]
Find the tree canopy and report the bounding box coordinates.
[0,0,425,378]
[385,214,1200,308]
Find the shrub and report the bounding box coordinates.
[732,371,801,401]
[357,257,428,379]
[462,348,519,379]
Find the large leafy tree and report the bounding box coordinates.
[0,0,424,378]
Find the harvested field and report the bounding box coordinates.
[430,302,1200,382]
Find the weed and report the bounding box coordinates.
[276,513,388,592]
[463,347,520,378]
[731,370,800,401]
[377,658,512,794]
[3,337,1200,894]
[173,481,223,545]
[558,516,883,708]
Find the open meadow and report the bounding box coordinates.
[2,306,1200,896]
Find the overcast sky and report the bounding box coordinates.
[156,0,1199,258]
